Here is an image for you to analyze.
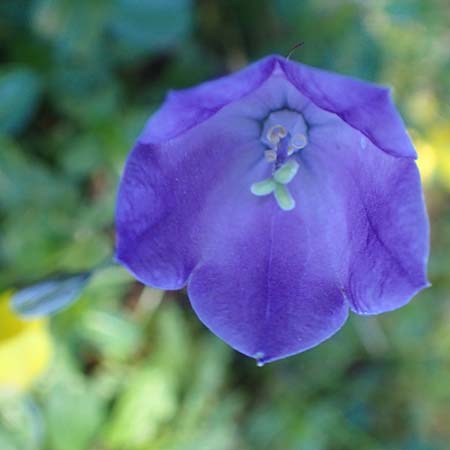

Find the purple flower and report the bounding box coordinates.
[116,55,429,364]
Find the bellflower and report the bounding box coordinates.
[116,55,429,364]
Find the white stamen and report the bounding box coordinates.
[264,149,277,162]
[290,133,308,150]
[267,124,287,145]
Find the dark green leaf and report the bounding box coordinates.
[0,67,41,135]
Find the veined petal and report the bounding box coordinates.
[139,57,278,144]
[304,120,429,314]
[116,67,308,290]
[278,57,417,159]
[187,159,349,363]
[116,105,261,289]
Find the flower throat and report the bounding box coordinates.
[251,109,309,211]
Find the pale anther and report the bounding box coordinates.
[264,149,277,162]
[291,133,308,150]
[267,124,287,145]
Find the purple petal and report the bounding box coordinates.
[279,57,417,159]
[303,114,429,314]
[187,158,349,363]
[116,67,307,290]
[116,104,262,289]
[139,57,277,144]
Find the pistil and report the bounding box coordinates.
[251,111,309,211]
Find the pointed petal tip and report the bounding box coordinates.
[351,278,431,317]
[253,352,266,367]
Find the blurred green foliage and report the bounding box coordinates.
[1,0,450,449]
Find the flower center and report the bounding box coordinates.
[251,110,309,211]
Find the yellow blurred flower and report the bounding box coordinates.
[412,122,450,189]
[430,123,450,192]
[414,133,437,185]
[0,291,52,392]
[407,90,439,126]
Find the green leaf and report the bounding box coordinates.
[42,350,105,450]
[45,384,103,450]
[0,67,41,135]
[32,0,108,59]
[109,0,193,56]
[105,367,177,448]
[79,310,142,360]
[0,394,44,450]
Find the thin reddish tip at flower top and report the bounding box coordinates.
[115,55,429,364]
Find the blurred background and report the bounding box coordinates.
[1,0,449,449]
